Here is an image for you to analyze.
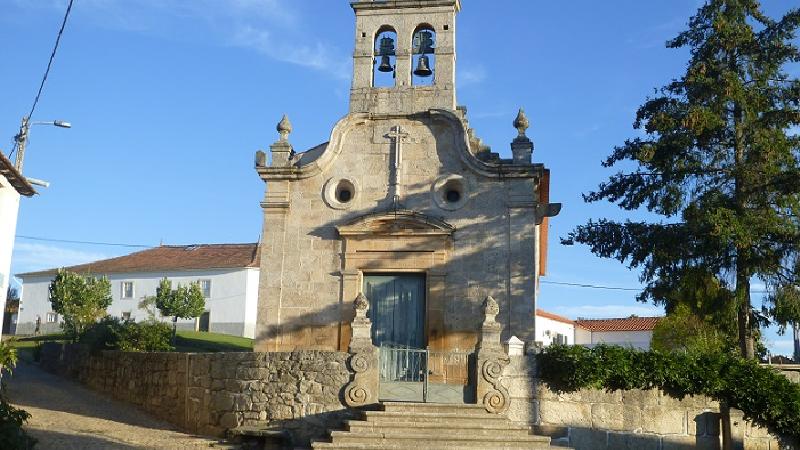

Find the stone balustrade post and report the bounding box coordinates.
[343,293,379,407]
[475,295,511,414]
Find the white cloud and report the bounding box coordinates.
[551,304,663,319]
[13,0,349,80]
[458,65,487,88]
[232,25,350,80]
[11,242,112,275]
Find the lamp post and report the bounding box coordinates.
[13,117,71,173]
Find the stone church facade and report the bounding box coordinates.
[254,0,560,355]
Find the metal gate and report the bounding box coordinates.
[379,345,474,403]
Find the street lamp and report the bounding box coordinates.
[13,116,71,173]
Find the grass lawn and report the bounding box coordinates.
[174,330,253,353]
[2,330,252,356]
[3,333,67,362]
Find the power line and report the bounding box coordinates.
[542,279,769,294]
[8,0,75,160]
[541,280,641,291]
[16,235,154,249]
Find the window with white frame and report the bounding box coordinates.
[198,279,211,298]
[121,311,131,321]
[121,281,134,299]
[46,312,58,323]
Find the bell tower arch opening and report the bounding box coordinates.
[349,0,461,114]
[373,27,397,88]
[411,25,436,86]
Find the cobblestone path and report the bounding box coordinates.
[6,361,236,449]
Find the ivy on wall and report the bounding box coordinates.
[538,345,800,445]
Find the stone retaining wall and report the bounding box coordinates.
[39,343,353,446]
[505,355,785,450]
[39,344,795,449]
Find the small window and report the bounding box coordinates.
[199,279,212,298]
[46,312,58,323]
[121,281,134,299]
[121,311,131,321]
[336,182,354,203]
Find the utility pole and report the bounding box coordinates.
[13,117,29,173]
[12,117,70,175]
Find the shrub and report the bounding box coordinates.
[539,345,800,446]
[0,343,36,449]
[114,321,173,353]
[79,316,123,352]
[79,317,173,353]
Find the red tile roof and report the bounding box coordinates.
[574,316,662,332]
[18,243,260,277]
[535,309,574,325]
[0,151,35,197]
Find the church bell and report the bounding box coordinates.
[378,55,394,73]
[413,54,433,77]
[376,36,396,73]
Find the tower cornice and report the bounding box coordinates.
[350,0,460,12]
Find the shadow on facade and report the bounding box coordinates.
[257,175,526,351]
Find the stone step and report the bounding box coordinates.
[361,410,510,426]
[312,440,563,450]
[327,430,552,448]
[379,401,488,415]
[346,419,534,436]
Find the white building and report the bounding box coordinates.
[16,243,261,338]
[0,152,35,340]
[574,316,661,350]
[535,309,576,346]
[535,309,661,350]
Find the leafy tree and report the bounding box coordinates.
[48,270,112,341]
[564,0,800,360]
[652,304,729,354]
[154,278,205,341]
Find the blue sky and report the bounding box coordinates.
[1,0,797,355]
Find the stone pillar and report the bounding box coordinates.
[343,293,379,407]
[475,296,510,414]
[510,109,533,164]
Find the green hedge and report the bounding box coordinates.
[80,317,173,353]
[538,345,800,445]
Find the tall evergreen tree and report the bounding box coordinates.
[564,0,800,360]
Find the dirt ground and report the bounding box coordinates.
[6,361,237,449]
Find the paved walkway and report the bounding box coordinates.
[6,361,236,449]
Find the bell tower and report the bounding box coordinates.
[349,0,460,115]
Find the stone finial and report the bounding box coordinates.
[513,108,529,137]
[482,295,499,322]
[511,108,533,164]
[354,292,370,318]
[277,114,292,141]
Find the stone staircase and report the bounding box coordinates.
[311,402,571,450]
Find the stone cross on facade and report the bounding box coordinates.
[385,125,410,207]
